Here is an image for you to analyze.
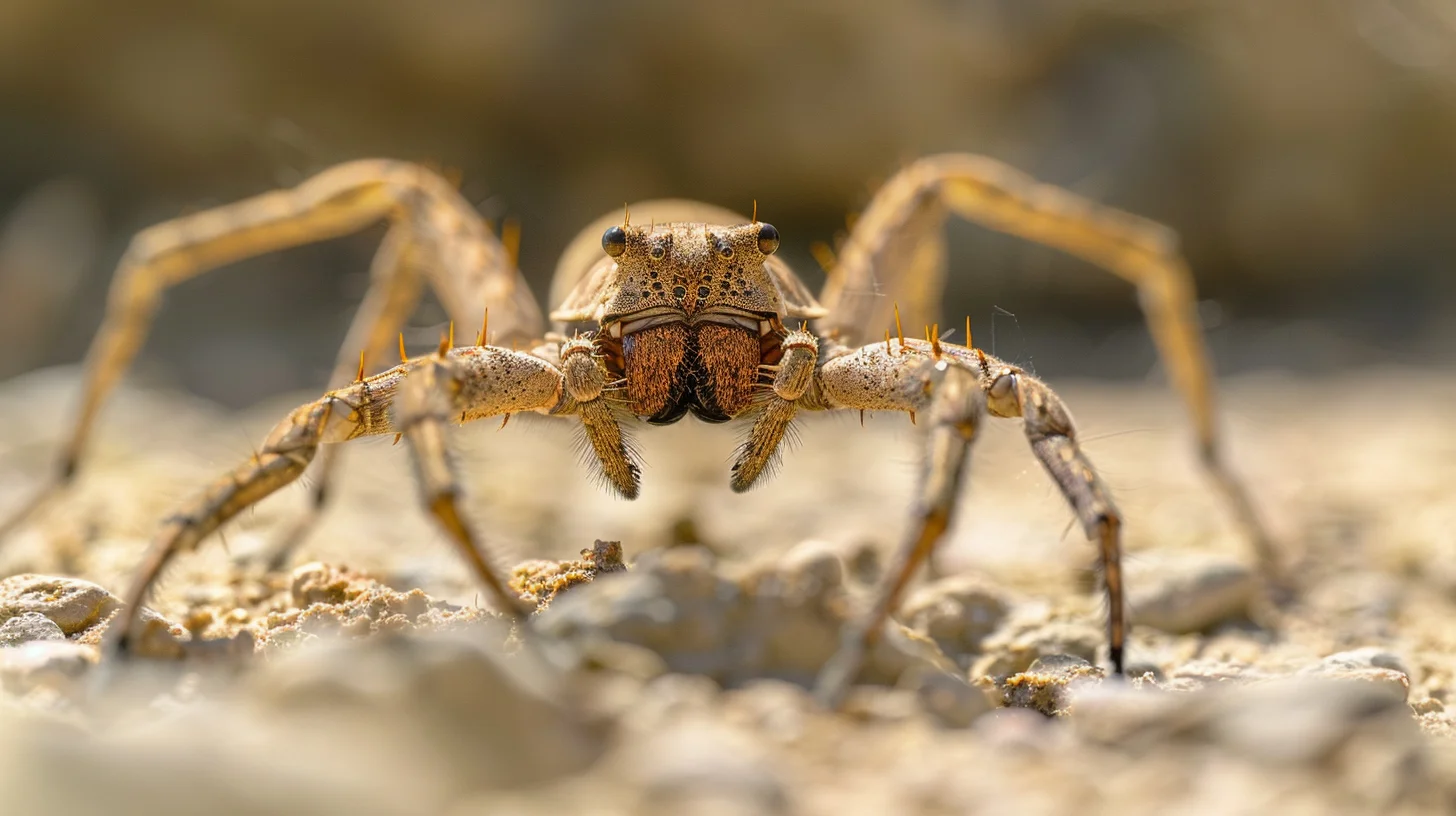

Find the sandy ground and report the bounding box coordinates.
[0,363,1453,814]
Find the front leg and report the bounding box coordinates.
[809,341,985,709]
[105,344,564,658]
[809,339,1125,709]
[980,357,1126,676]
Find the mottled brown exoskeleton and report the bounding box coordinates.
[0,156,1276,706]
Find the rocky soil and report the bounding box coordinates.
[0,364,1453,814]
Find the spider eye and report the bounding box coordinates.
[717,241,734,259]
[756,223,780,255]
[649,243,666,261]
[602,225,627,257]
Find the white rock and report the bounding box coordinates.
[0,611,65,646]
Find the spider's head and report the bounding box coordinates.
[595,220,783,322]
[576,220,785,423]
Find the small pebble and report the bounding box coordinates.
[901,574,1011,667]
[1305,647,1410,678]
[0,611,65,646]
[973,618,1104,678]
[1127,554,1255,634]
[903,667,993,728]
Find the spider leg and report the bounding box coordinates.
[260,224,425,569]
[809,339,1125,709]
[816,154,1277,584]
[104,344,563,659]
[1,160,542,543]
[982,357,1125,677]
[808,342,985,709]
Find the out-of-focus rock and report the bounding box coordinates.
[535,547,739,676]
[1072,675,1430,813]
[0,612,64,646]
[971,610,1104,678]
[1209,677,1425,810]
[262,563,494,651]
[779,538,879,588]
[839,686,925,725]
[1306,647,1411,678]
[0,574,120,636]
[722,680,813,744]
[1304,572,1403,641]
[1164,659,1271,690]
[0,640,94,694]
[0,575,193,661]
[625,672,725,733]
[537,546,950,690]
[0,705,421,816]
[901,573,1012,668]
[627,720,790,816]
[251,628,603,795]
[1127,554,1256,634]
[1298,648,1412,702]
[902,666,993,728]
[290,561,375,607]
[972,706,1066,753]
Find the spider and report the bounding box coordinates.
[0,155,1275,705]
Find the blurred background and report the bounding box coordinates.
[0,0,1454,405]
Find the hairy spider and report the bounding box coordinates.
[0,155,1274,704]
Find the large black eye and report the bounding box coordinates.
[757,223,780,255]
[602,225,627,257]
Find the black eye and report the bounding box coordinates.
[717,241,734,259]
[650,244,666,260]
[602,225,627,257]
[757,223,780,255]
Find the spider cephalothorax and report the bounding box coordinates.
[0,155,1278,709]
[574,220,798,425]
